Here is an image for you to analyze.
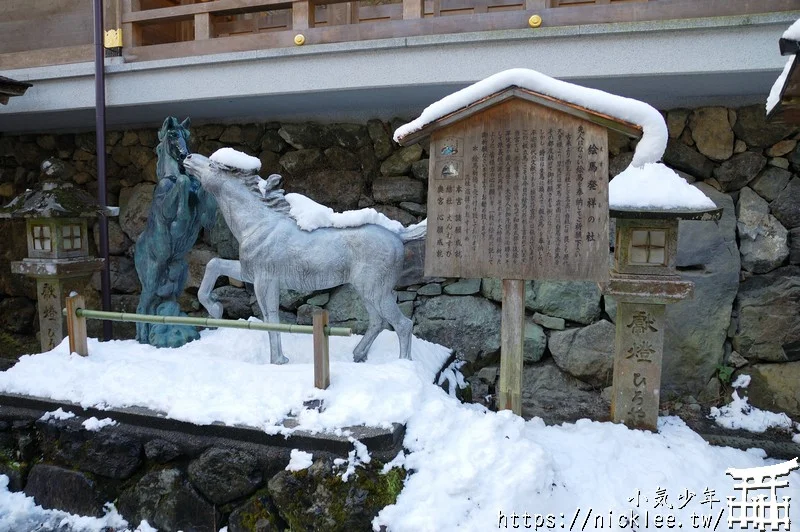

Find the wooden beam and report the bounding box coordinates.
[0,13,93,55]
[2,0,92,23]
[293,0,312,30]
[525,0,547,8]
[0,45,94,69]
[403,0,424,19]
[327,2,357,25]
[122,0,293,24]
[104,0,122,32]
[195,12,212,39]
[121,0,142,47]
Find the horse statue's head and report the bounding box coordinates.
[182,152,256,181]
[184,153,291,214]
[156,116,191,177]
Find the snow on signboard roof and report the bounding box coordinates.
[395,68,715,212]
[783,17,800,41]
[610,163,716,211]
[768,18,800,116]
[767,56,795,115]
[394,68,665,168]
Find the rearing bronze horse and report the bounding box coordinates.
[134,117,217,348]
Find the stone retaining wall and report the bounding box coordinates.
[0,406,403,531]
[0,106,798,418]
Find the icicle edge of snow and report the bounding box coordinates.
[393,68,667,168]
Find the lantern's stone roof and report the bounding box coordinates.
[0,75,32,105]
[0,182,104,219]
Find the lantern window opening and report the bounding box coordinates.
[32,224,52,251]
[630,229,667,265]
[62,224,83,251]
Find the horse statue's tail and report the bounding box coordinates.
[399,219,427,242]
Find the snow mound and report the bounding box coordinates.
[609,163,716,210]
[0,325,450,435]
[39,407,75,422]
[82,416,118,432]
[394,68,667,168]
[286,449,314,471]
[375,393,800,532]
[284,192,405,233]
[210,147,261,172]
[709,390,795,434]
[731,374,751,389]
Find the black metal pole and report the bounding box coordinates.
[94,0,113,340]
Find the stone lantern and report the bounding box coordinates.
[604,206,721,431]
[0,182,109,351]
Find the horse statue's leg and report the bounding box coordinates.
[377,292,413,361]
[198,258,248,319]
[352,299,387,363]
[253,275,288,365]
[353,284,413,362]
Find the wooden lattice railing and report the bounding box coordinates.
[0,0,798,69]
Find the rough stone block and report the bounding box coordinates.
[188,448,263,505]
[414,295,500,362]
[24,464,105,517]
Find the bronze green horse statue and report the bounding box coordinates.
[134,117,217,348]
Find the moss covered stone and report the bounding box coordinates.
[0,450,28,492]
[267,458,405,532]
[227,487,285,532]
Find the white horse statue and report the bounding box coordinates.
[183,152,426,364]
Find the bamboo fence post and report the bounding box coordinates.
[313,309,330,390]
[66,293,89,356]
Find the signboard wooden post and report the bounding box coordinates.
[398,87,642,415]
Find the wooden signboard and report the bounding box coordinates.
[425,97,610,282]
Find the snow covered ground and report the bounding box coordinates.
[709,373,800,443]
[376,387,800,531]
[0,324,450,434]
[0,476,153,532]
[0,328,798,531]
